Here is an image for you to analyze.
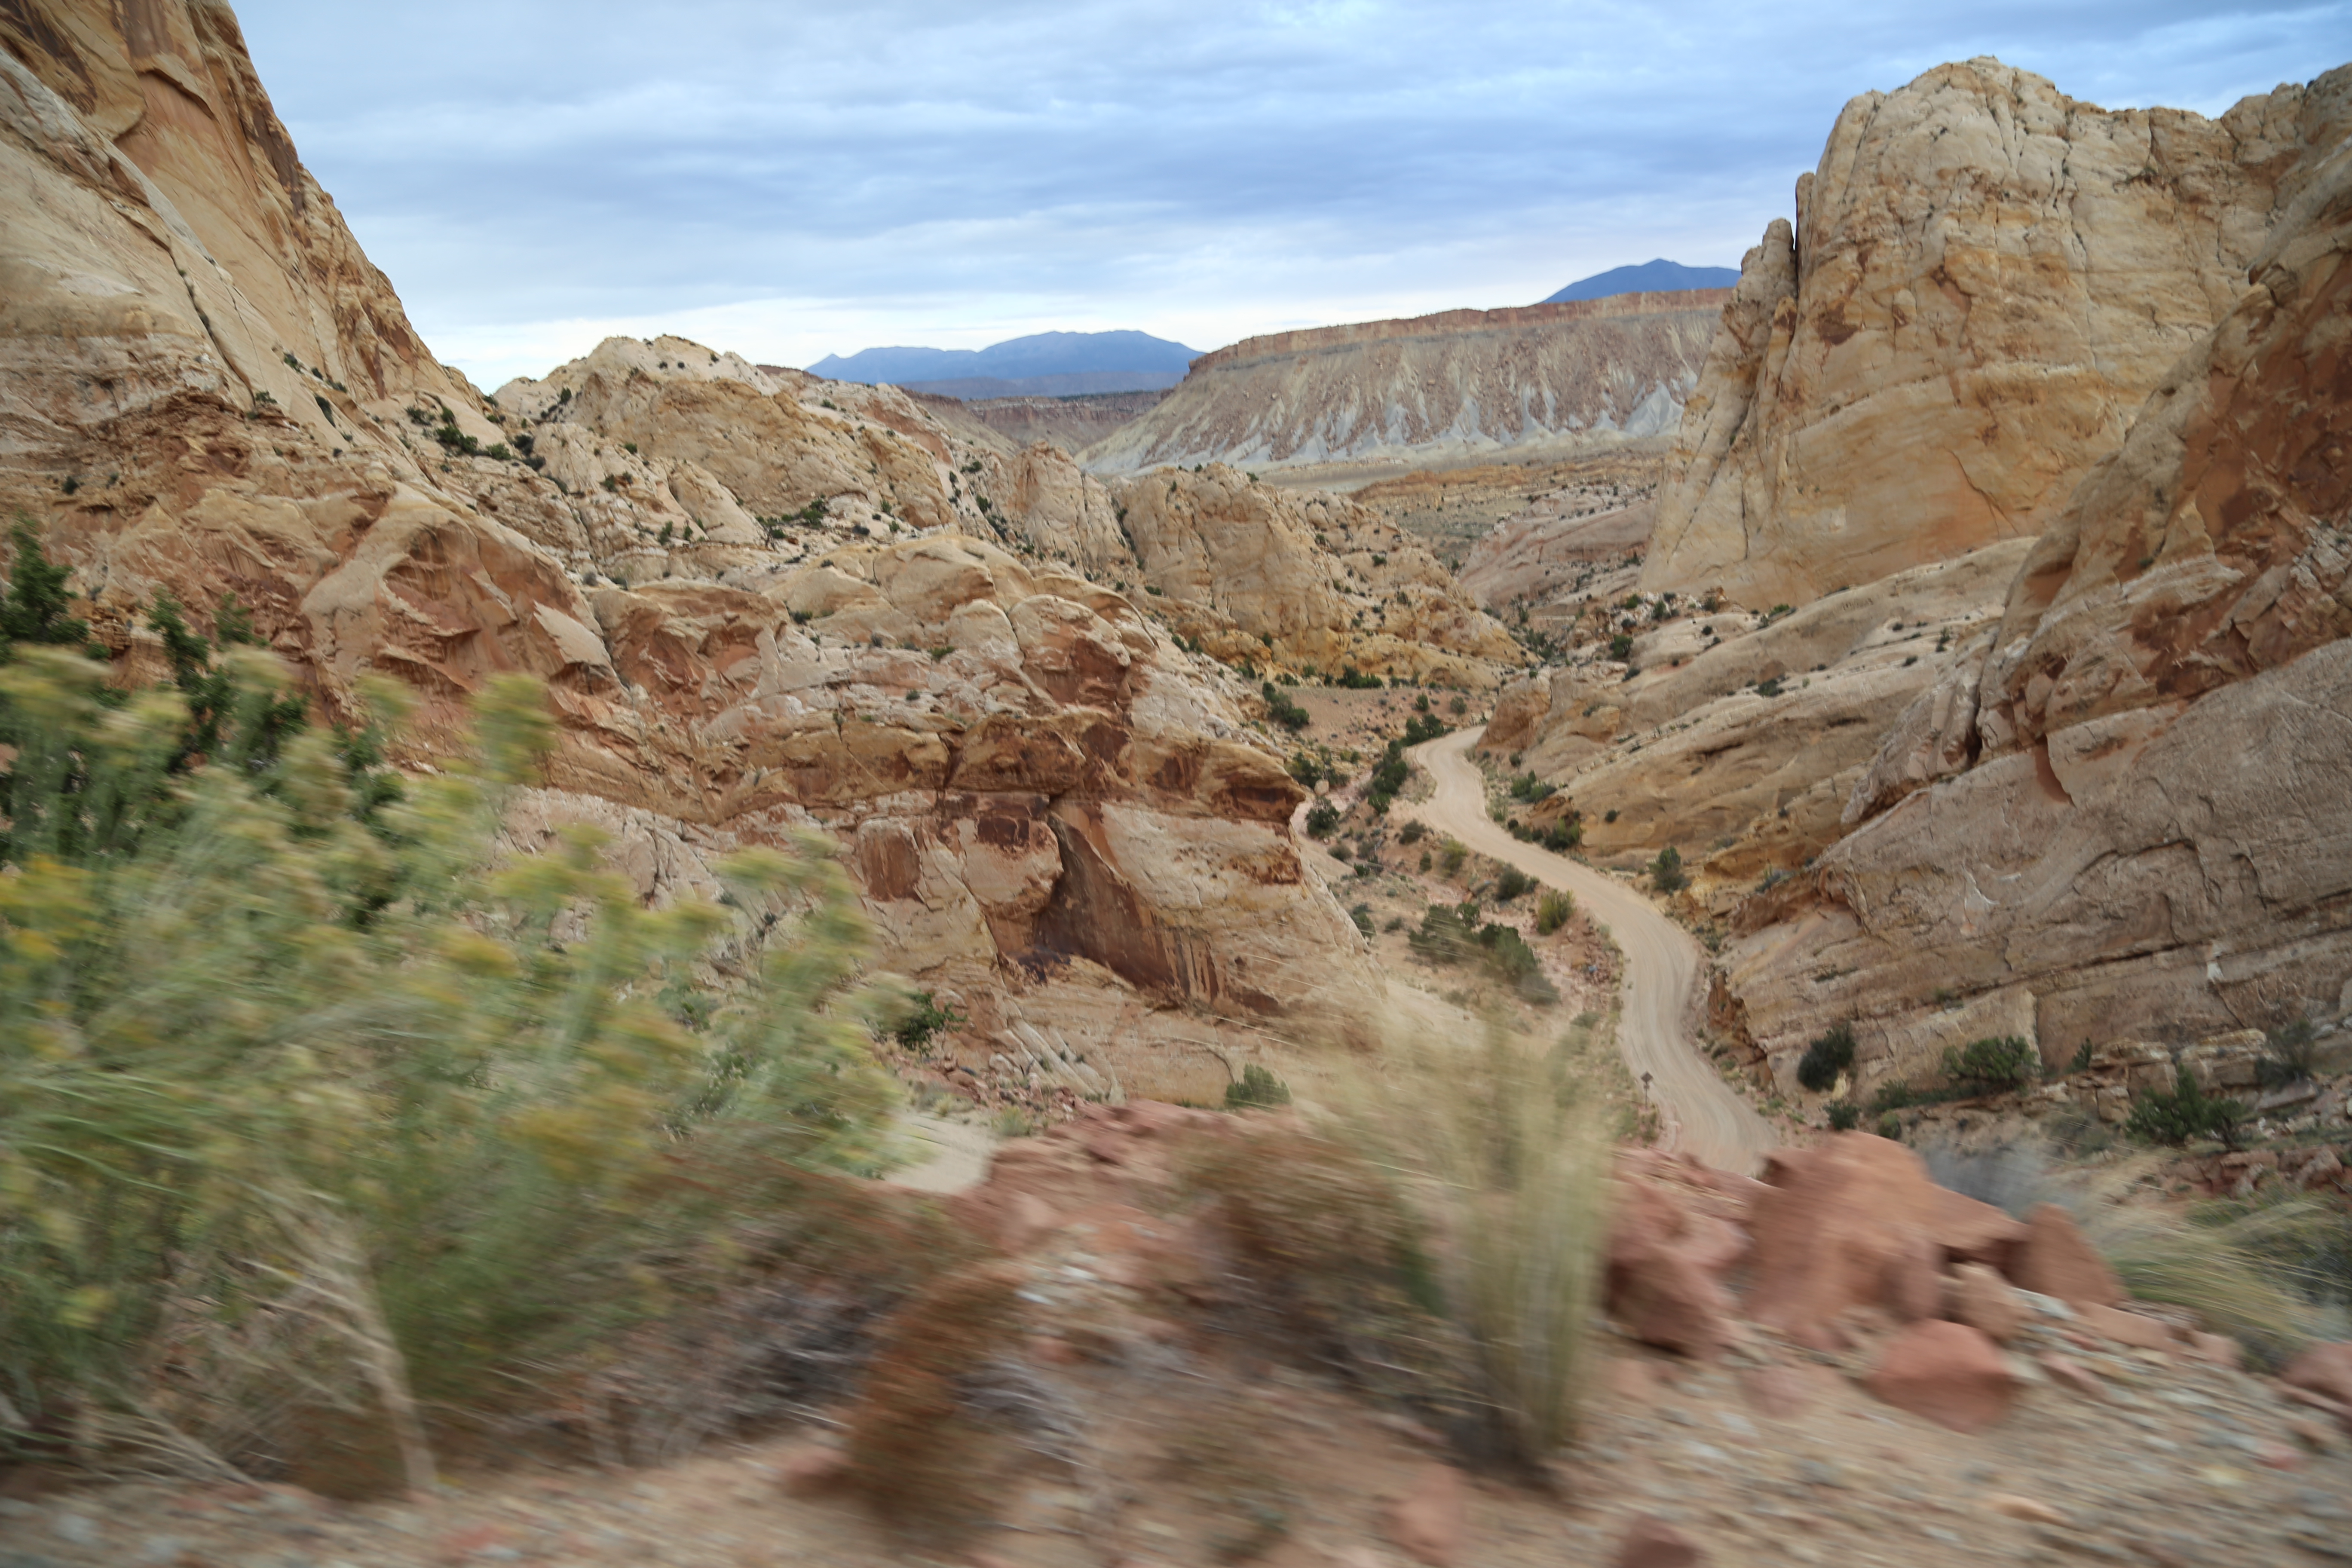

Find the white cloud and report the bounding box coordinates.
[233,0,2352,386]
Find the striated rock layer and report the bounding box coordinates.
[1643,58,2352,609]
[0,0,1442,1100]
[1715,118,2352,1096]
[1082,294,1725,473]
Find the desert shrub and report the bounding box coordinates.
[1348,902,1374,938]
[1508,773,1555,803]
[893,991,965,1052]
[1876,1112,1903,1140]
[1796,1023,1856,1092]
[1449,695,1467,717]
[1438,837,1469,876]
[1336,665,1382,689]
[1305,801,1340,838]
[1825,1101,1860,1132]
[845,1262,1024,1544]
[2260,1017,2321,1088]
[1608,633,1633,662]
[1408,903,1556,1005]
[1288,750,1321,786]
[1648,845,1686,894]
[2126,1069,2245,1149]
[1226,1063,1294,1111]
[1261,682,1310,732]
[2094,1197,2346,1369]
[1494,867,1534,903]
[1941,1035,2039,1094]
[1337,1025,1606,1466]
[1398,819,1426,845]
[2,520,91,652]
[0,660,897,1485]
[1534,889,1574,935]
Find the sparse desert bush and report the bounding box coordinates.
[2126,1068,2245,1149]
[2260,1017,2321,1088]
[1438,837,1469,876]
[2093,1198,2346,1369]
[1648,845,1686,894]
[1826,1101,1860,1132]
[1494,866,1534,903]
[1535,889,1574,935]
[1305,801,1340,838]
[0,657,898,1485]
[1226,1063,1294,1110]
[1398,819,1426,845]
[1941,1034,2038,1094]
[1796,1023,1856,1092]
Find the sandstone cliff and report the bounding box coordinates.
[1643,58,2352,609]
[1081,294,1725,473]
[1714,120,2352,1097]
[0,0,1403,1103]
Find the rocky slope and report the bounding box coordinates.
[1081,293,1726,474]
[1643,58,2352,609]
[1712,97,2352,1097]
[937,387,1172,453]
[0,0,1491,1102]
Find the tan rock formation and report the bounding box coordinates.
[1482,540,2030,874]
[1459,499,1654,616]
[0,0,1397,1107]
[1106,465,1522,684]
[1715,110,2352,1090]
[1084,294,1725,473]
[1644,58,2352,608]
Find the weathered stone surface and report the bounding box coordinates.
[1943,1263,2027,1343]
[1605,1174,1741,1358]
[2281,1343,2352,1408]
[1645,58,2350,609]
[1084,295,1725,473]
[1745,1134,2025,1348]
[1864,1320,2019,1433]
[2011,1204,2124,1312]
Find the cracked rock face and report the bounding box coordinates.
[1643,58,2352,609]
[1716,116,2352,1094]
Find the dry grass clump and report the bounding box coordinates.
[842,1262,1026,1545]
[1182,1018,1608,1473]
[2094,1196,2350,1369]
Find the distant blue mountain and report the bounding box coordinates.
[1543,260,1739,304]
[810,330,1202,390]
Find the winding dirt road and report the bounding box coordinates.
[1399,727,1776,1174]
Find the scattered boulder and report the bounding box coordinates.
[1864,1320,2019,1433]
[1384,1464,1467,1568]
[1605,1171,1742,1357]
[2282,1342,2352,1409]
[1943,1262,2027,1343]
[2080,1305,2179,1353]
[2010,1204,2122,1311]
[1611,1514,1705,1568]
[1744,1134,2025,1348]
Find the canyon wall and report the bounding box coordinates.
[1642,58,2351,609]
[1082,293,1725,473]
[0,0,1437,1106]
[1715,93,2352,1096]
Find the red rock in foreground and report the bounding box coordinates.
[1865,1320,2020,1433]
[2011,1203,2123,1311]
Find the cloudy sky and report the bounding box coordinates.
[233,1,2347,389]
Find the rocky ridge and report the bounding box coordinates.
[1642,58,2352,609]
[0,0,1516,1104]
[1714,108,2352,1095]
[1082,294,1726,474]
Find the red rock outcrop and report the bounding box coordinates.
[1644,58,2351,609]
[1745,1134,2024,1348]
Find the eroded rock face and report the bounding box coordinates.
[1082,295,1726,473]
[1106,465,1522,685]
[0,0,1394,1102]
[1718,136,2352,1090]
[1644,58,2352,609]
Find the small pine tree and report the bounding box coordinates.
[0,521,89,651]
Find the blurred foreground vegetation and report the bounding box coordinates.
[0,599,898,1485]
